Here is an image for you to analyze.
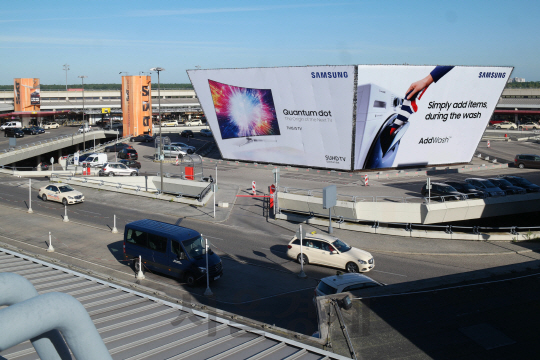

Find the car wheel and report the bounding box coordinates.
[297,253,309,266]
[42,194,47,202]
[496,126,501,129]
[108,172,114,176]
[130,138,135,142]
[346,262,359,273]
[519,163,525,169]
[106,149,110,153]
[130,172,136,176]
[145,139,149,143]
[184,272,196,287]
[62,198,68,206]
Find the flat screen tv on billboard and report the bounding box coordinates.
[188,65,512,171]
[188,66,356,170]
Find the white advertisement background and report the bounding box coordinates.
[188,66,355,170]
[354,65,512,169]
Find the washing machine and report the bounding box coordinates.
[354,83,409,170]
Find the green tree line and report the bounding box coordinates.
[0,83,193,91]
[505,81,540,89]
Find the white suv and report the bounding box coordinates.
[185,119,203,126]
[99,162,138,176]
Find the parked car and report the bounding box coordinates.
[4,128,24,138]
[465,178,506,197]
[185,119,203,126]
[118,148,138,160]
[200,129,213,137]
[119,159,141,169]
[501,176,540,193]
[494,121,517,130]
[157,145,187,158]
[103,122,123,130]
[443,181,488,199]
[518,122,540,131]
[38,184,84,205]
[315,273,384,297]
[124,219,223,286]
[180,130,194,138]
[104,143,133,152]
[30,126,45,134]
[43,122,60,129]
[514,154,540,169]
[21,127,39,135]
[286,233,374,273]
[488,178,526,195]
[130,134,154,143]
[421,182,468,201]
[162,120,179,127]
[99,162,138,176]
[170,142,196,154]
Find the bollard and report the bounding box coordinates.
[252,181,256,195]
[135,255,145,280]
[364,174,369,186]
[63,204,69,222]
[112,214,118,234]
[204,237,213,296]
[27,178,33,214]
[47,232,54,252]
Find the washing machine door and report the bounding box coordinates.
[364,114,410,169]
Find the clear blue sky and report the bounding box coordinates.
[1,0,536,85]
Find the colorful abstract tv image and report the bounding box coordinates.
[208,80,280,139]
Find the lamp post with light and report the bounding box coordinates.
[63,64,69,92]
[78,75,88,152]
[150,67,165,192]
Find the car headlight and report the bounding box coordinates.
[68,196,74,199]
[197,267,207,273]
[358,259,367,264]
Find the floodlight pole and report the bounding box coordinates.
[150,67,165,192]
[78,75,87,152]
[63,64,70,92]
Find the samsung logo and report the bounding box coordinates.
[478,72,506,79]
[311,71,348,79]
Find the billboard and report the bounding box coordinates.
[188,66,356,170]
[121,76,152,136]
[189,65,511,171]
[354,65,512,169]
[14,78,40,112]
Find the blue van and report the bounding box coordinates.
[123,219,223,286]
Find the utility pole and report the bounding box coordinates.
[63,64,69,92]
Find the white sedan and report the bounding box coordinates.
[286,233,374,273]
[43,122,60,129]
[39,184,84,205]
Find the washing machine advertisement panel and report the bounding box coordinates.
[188,66,355,170]
[354,65,512,170]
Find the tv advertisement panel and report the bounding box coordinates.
[188,66,355,170]
[354,65,512,170]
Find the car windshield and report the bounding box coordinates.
[479,180,496,187]
[514,177,533,186]
[332,239,351,252]
[182,235,206,259]
[58,185,74,193]
[441,185,457,192]
[494,179,512,187]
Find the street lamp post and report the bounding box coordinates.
[150,67,165,192]
[63,64,70,92]
[78,75,88,152]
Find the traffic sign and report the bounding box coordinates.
[295,226,306,240]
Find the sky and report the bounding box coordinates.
[1,0,538,85]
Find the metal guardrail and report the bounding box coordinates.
[278,186,424,204]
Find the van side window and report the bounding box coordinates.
[148,233,167,253]
[126,229,147,247]
[171,240,184,258]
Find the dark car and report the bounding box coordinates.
[118,148,138,160]
[180,130,194,138]
[421,182,468,201]
[444,181,488,199]
[465,178,506,197]
[30,126,45,134]
[488,178,526,195]
[119,159,141,169]
[130,134,154,143]
[4,128,24,138]
[514,154,540,169]
[104,143,133,152]
[21,127,38,135]
[502,176,540,193]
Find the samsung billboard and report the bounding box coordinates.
[188,65,512,171]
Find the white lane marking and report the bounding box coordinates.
[205,235,224,241]
[78,210,102,215]
[0,193,14,197]
[372,269,407,277]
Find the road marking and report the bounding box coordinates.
[0,193,14,197]
[372,269,407,277]
[78,209,102,215]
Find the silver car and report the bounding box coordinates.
[157,145,187,158]
[170,142,196,154]
[99,162,138,176]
